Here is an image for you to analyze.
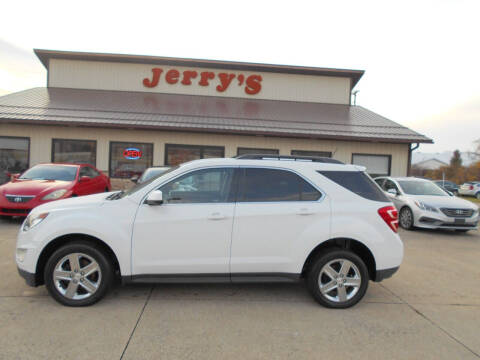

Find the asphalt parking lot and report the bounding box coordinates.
[0,218,479,360]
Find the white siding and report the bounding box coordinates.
[0,123,410,176]
[48,59,351,104]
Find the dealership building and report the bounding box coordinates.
[0,49,432,185]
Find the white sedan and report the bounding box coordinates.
[374,177,479,232]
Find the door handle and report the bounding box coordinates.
[208,212,227,220]
[297,208,316,216]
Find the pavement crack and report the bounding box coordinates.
[380,284,480,358]
[119,285,154,360]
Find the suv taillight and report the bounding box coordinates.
[378,206,398,233]
[470,185,474,190]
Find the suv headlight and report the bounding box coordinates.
[23,212,49,232]
[414,201,438,212]
[42,189,67,201]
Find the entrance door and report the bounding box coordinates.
[132,167,236,277]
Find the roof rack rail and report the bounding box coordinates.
[235,154,344,164]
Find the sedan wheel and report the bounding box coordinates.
[399,207,414,230]
[476,192,480,200]
[44,241,113,306]
[307,249,368,308]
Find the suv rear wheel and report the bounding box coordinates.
[307,249,369,308]
[44,241,113,306]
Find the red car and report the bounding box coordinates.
[0,163,111,217]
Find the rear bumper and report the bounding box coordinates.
[374,266,399,282]
[17,267,39,287]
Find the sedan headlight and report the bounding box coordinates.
[23,212,49,232]
[414,201,438,212]
[41,189,67,201]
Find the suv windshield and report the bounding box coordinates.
[114,166,179,199]
[19,165,78,181]
[398,180,447,196]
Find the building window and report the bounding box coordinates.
[165,144,224,166]
[351,154,391,177]
[109,142,153,178]
[0,136,30,184]
[291,150,332,158]
[52,139,96,166]
[237,147,279,156]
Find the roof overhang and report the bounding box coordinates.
[0,87,433,144]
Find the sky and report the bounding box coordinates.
[1,0,479,153]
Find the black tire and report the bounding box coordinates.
[307,249,369,309]
[399,207,414,230]
[476,192,480,200]
[44,241,113,306]
[105,187,109,192]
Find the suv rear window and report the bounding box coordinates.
[318,171,389,202]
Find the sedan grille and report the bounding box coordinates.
[4,194,35,203]
[440,208,474,218]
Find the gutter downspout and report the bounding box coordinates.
[407,143,420,176]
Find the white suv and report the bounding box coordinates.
[16,155,403,308]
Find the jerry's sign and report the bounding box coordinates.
[142,68,262,95]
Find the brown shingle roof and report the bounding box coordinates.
[0,87,432,144]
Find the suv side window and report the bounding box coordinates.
[384,179,400,193]
[238,168,321,202]
[159,168,234,204]
[319,171,389,202]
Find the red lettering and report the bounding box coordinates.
[181,70,198,85]
[245,75,262,95]
[165,69,180,84]
[143,68,163,88]
[199,71,215,86]
[216,73,236,92]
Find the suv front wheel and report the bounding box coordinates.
[44,241,113,306]
[307,249,369,308]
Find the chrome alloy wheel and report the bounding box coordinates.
[53,253,102,300]
[318,259,361,303]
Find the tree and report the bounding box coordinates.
[450,150,462,168]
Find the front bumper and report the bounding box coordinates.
[17,267,38,287]
[415,211,478,230]
[374,266,399,282]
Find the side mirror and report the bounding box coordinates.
[446,190,454,197]
[130,175,139,184]
[79,176,91,183]
[145,190,163,205]
[387,188,398,196]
